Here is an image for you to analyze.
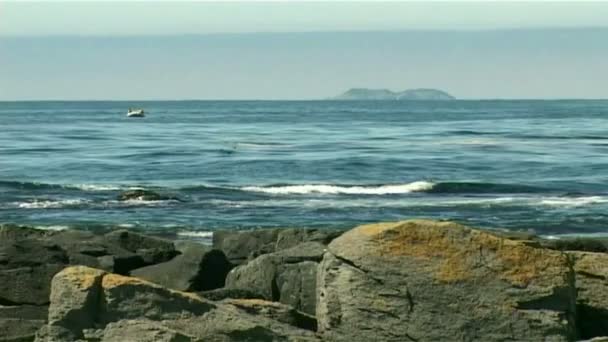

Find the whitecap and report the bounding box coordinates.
[539,196,608,207]
[177,231,213,239]
[17,199,89,209]
[242,181,435,195]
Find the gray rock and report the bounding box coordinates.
[275,228,343,251]
[213,228,280,265]
[317,220,577,341]
[225,242,325,315]
[116,189,180,202]
[569,251,608,339]
[222,299,317,332]
[198,288,265,301]
[0,318,46,342]
[104,229,178,265]
[131,242,231,292]
[37,266,318,341]
[0,264,65,305]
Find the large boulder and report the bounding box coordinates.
[317,220,577,341]
[36,266,318,341]
[225,241,325,315]
[130,242,231,292]
[103,230,178,265]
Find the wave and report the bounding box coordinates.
[539,196,608,207]
[242,181,435,195]
[241,181,549,195]
[0,180,138,192]
[16,199,89,209]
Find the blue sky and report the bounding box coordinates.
[1,2,607,100]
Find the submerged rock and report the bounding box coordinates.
[116,189,180,202]
[316,220,577,341]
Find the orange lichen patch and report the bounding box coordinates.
[570,251,608,276]
[102,273,154,289]
[371,220,567,286]
[57,266,106,289]
[102,273,206,302]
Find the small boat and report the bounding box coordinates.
[127,108,145,117]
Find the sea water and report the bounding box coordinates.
[2,100,608,240]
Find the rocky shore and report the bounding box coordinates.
[1,220,607,341]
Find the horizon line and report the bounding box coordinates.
[1,98,607,103]
[2,26,608,39]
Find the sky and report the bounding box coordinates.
[1,2,608,100]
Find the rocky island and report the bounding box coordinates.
[1,220,607,341]
[332,88,455,100]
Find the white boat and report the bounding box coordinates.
[127,108,145,117]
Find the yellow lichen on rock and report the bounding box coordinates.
[359,220,568,286]
[101,272,205,302]
[55,265,106,290]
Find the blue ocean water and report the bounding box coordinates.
[2,100,608,238]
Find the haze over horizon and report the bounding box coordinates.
[1,2,607,100]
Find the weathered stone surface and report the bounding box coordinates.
[104,230,177,265]
[570,251,608,339]
[275,228,343,251]
[47,266,106,336]
[0,318,45,342]
[198,288,265,301]
[131,242,231,291]
[0,264,65,305]
[223,299,317,332]
[37,266,318,341]
[213,228,280,265]
[317,220,577,342]
[225,242,325,315]
[94,320,191,342]
[213,227,342,266]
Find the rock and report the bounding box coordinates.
[198,288,265,301]
[117,189,178,202]
[222,299,317,331]
[317,220,577,341]
[37,266,318,341]
[225,242,325,315]
[543,238,608,253]
[213,228,280,265]
[275,228,343,251]
[0,264,66,305]
[92,320,191,342]
[213,228,342,266]
[104,230,178,265]
[131,242,231,292]
[569,251,608,339]
[0,318,46,342]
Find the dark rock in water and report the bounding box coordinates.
[116,189,179,202]
[131,242,231,292]
[36,266,319,341]
[213,228,280,265]
[225,242,325,315]
[198,288,265,301]
[316,220,577,341]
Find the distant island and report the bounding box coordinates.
[332,88,455,100]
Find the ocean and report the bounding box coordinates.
[2,100,608,240]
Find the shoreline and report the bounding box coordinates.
[1,219,607,341]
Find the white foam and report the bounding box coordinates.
[33,225,70,231]
[242,181,435,195]
[17,199,88,209]
[177,231,213,239]
[539,196,608,207]
[75,184,122,191]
